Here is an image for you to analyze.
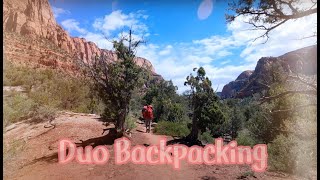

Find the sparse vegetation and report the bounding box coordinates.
[235,129,257,147]
[199,131,214,144]
[3,139,26,163]
[3,60,103,127]
[154,121,190,137]
[124,114,137,132]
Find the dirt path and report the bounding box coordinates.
[4,112,296,180]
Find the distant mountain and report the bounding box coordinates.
[221,45,317,99]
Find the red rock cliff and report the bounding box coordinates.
[3,0,156,73]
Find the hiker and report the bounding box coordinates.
[142,105,154,133]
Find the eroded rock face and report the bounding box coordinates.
[220,71,253,99]
[3,0,156,74]
[235,70,253,81]
[221,45,317,99]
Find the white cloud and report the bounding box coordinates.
[93,10,148,36]
[158,45,173,56]
[52,6,70,18]
[57,6,316,94]
[61,19,87,34]
[81,32,114,50]
[228,13,317,63]
[136,41,249,93]
[135,12,316,93]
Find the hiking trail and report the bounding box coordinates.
[4,112,295,180]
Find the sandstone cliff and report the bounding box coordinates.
[3,0,156,74]
[220,70,253,98]
[221,45,317,99]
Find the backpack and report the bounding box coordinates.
[143,105,153,119]
[142,106,148,118]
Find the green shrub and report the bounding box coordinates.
[3,93,38,126]
[3,60,104,120]
[267,134,295,172]
[124,115,137,132]
[199,131,214,144]
[236,129,257,147]
[28,105,57,124]
[3,92,58,126]
[154,121,190,137]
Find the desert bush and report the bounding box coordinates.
[143,80,190,123]
[3,92,58,127]
[267,134,295,172]
[154,121,190,137]
[236,129,257,147]
[28,105,57,124]
[124,115,137,132]
[4,60,103,116]
[199,131,214,144]
[3,93,37,126]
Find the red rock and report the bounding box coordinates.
[3,0,157,74]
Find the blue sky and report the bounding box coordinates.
[49,0,317,93]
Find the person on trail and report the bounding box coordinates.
[142,105,154,133]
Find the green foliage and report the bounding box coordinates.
[154,121,190,137]
[3,93,37,126]
[220,62,318,177]
[124,114,137,132]
[199,131,214,144]
[268,134,295,172]
[3,60,104,127]
[184,67,226,141]
[4,60,102,113]
[221,96,278,144]
[3,92,58,127]
[79,30,147,133]
[143,80,190,123]
[28,105,57,124]
[236,129,257,147]
[246,104,277,144]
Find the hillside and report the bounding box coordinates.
[221,45,317,99]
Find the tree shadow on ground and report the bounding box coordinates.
[166,137,205,147]
[75,128,118,148]
[23,129,118,167]
[22,151,60,168]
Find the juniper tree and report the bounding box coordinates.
[78,30,149,136]
[184,67,226,142]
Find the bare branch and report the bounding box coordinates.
[226,0,317,43]
[260,90,317,104]
[271,103,317,113]
[271,0,286,17]
[215,85,219,93]
[279,0,298,14]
